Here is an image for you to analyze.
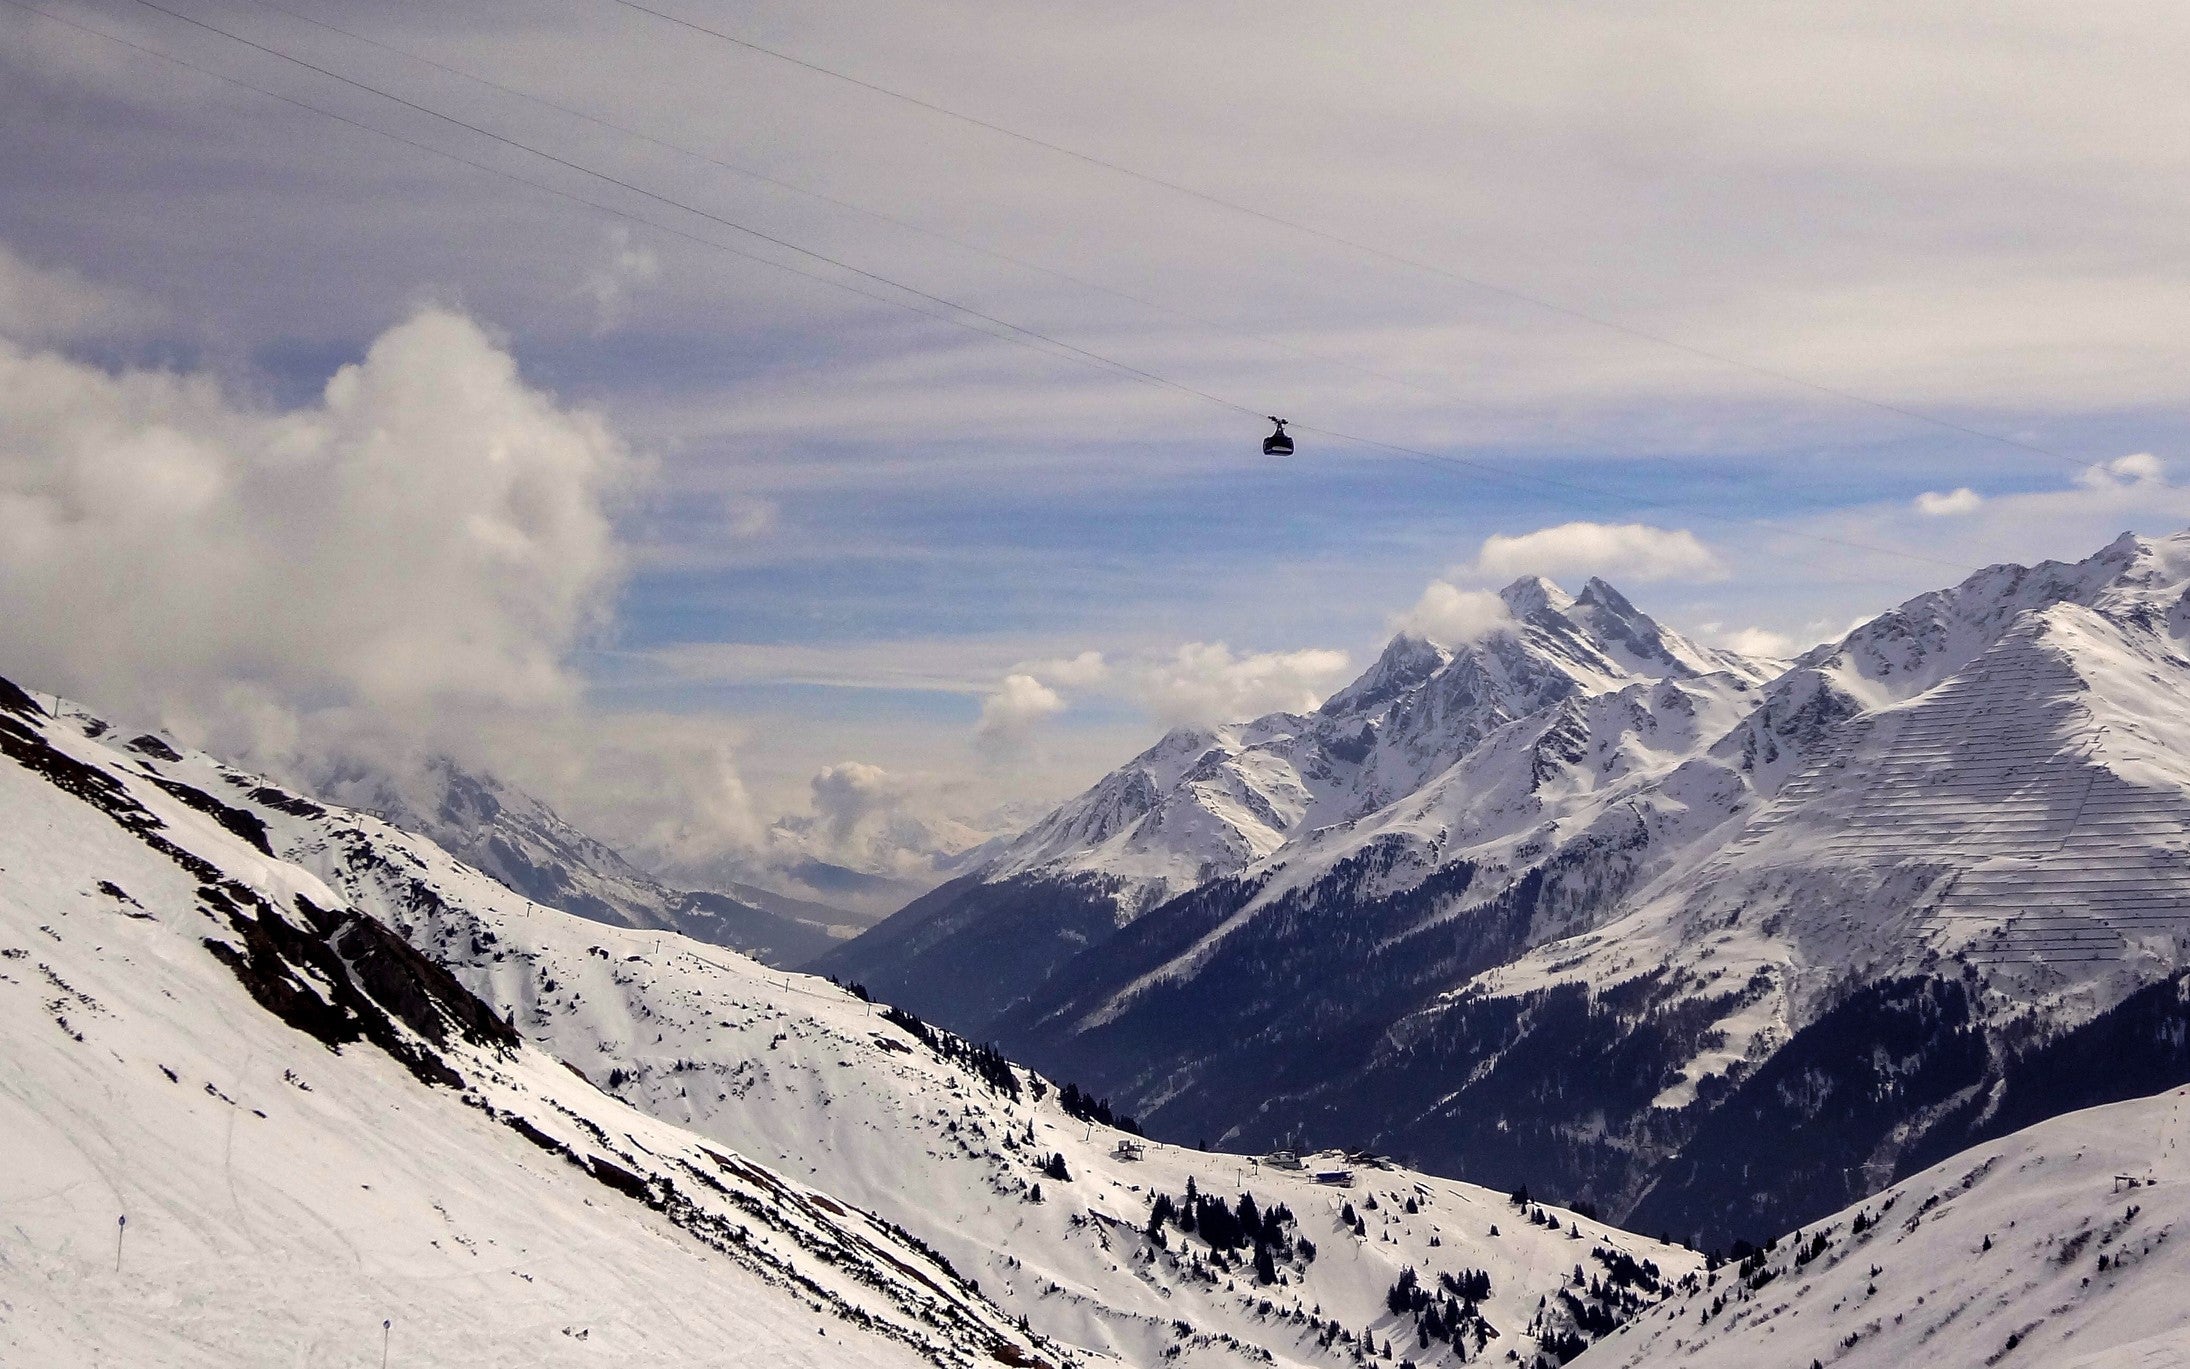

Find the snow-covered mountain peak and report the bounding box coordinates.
[1778,527,2190,724]
[825,572,1786,1021]
[2096,525,2190,583]
[1319,632,1451,717]
[1498,573,1574,619]
[985,572,1731,901]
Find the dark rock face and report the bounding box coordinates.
[0,676,511,1094]
[812,872,1126,1025]
[1625,975,1989,1247]
[149,775,275,854]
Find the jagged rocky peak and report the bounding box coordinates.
[1478,571,1766,688]
[1788,526,2190,708]
[2098,526,2190,584]
[1498,573,1575,619]
[1571,576,1660,645]
[1320,631,1451,716]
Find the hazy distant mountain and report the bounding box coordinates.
[303,753,846,968]
[651,803,1002,926]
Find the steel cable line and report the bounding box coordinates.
[225,0,1950,537]
[18,0,1979,573]
[121,0,1263,414]
[1,0,1185,387]
[227,0,1564,442]
[606,0,2101,476]
[48,0,1675,519]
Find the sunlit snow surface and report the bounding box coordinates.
[1581,1087,2190,1369]
[0,689,1066,1368]
[0,683,1695,1366]
[1474,532,2190,1068]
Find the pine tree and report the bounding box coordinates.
[1148,1192,1177,1236]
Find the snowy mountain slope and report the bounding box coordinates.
[306,755,846,967]
[848,530,2190,1254]
[1407,531,2190,1239]
[8,677,1702,1368]
[282,772,1699,1368]
[1579,1084,2190,1369]
[0,679,1069,1369]
[818,576,1776,1024]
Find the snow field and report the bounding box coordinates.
[0,695,1059,1368]
[1580,1088,2190,1369]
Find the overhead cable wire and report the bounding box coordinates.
[606,0,2097,476]
[230,0,1532,430]
[0,0,1180,385]
[120,0,1261,414]
[16,0,1979,573]
[228,0,1947,536]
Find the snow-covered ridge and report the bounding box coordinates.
[830,529,2190,1256]
[0,678,1064,1368]
[818,571,1778,1022]
[1581,1085,2190,1368]
[0,674,1699,1367]
[304,753,855,967]
[992,574,1778,907]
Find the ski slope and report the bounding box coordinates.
[0,679,1068,1368]
[0,673,1699,1367]
[283,744,1701,1366]
[1581,1085,2190,1369]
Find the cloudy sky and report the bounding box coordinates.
[5,0,2189,876]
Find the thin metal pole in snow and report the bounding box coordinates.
[115,1214,125,1272]
[382,1318,391,1368]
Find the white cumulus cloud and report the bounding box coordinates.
[1465,521,1727,585]
[1397,582,1515,646]
[807,760,912,845]
[1914,487,1984,516]
[0,307,630,734]
[974,673,1066,756]
[1129,642,1352,728]
[1703,624,1800,658]
[2080,452,2166,488]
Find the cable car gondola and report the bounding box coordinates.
[1262,417,1293,458]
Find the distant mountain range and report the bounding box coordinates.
[820,530,2190,1249]
[9,608,2190,1364]
[304,753,858,968]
